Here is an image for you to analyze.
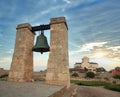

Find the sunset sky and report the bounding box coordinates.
[0,0,120,71]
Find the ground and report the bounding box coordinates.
[0,81,63,97]
[75,86,120,97]
[0,81,120,97]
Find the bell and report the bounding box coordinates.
[32,30,50,54]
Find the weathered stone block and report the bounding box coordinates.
[8,23,34,82]
[46,17,70,88]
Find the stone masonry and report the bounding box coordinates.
[8,23,34,82]
[8,17,70,88]
[46,17,70,88]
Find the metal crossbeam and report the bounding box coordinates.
[32,24,50,32]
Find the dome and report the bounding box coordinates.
[83,56,89,59]
[82,56,89,63]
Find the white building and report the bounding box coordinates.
[75,56,98,72]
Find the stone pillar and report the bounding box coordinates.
[8,23,34,82]
[46,17,70,88]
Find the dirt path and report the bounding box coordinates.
[75,86,120,97]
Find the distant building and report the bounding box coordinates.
[69,68,86,73]
[110,67,120,75]
[74,56,98,72]
[111,70,120,75]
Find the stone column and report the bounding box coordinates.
[8,23,34,82]
[46,17,70,88]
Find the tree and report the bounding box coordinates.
[96,67,106,73]
[86,72,95,78]
[115,67,120,71]
[72,72,79,77]
[113,75,120,79]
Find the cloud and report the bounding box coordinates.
[91,58,120,71]
[0,56,12,70]
[69,42,108,65]
[0,32,3,37]
[63,0,71,4]
[67,0,120,46]
[33,52,49,66]
[5,49,14,54]
[69,41,120,70]
[78,42,107,52]
[0,56,12,63]
[34,66,46,71]
[90,45,120,60]
[107,46,120,51]
[0,0,120,71]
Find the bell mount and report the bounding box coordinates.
[31,24,50,32]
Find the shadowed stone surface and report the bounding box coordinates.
[46,17,70,88]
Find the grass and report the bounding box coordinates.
[105,84,120,92]
[71,80,109,86]
[71,80,120,92]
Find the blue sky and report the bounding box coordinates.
[0,0,120,71]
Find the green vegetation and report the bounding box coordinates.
[71,80,109,86]
[105,84,120,92]
[86,72,95,78]
[71,80,120,92]
[72,72,79,77]
[34,78,45,82]
[0,74,8,81]
[113,75,120,79]
[96,67,106,73]
[0,74,8,78]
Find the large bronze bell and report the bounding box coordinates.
[32,30,50,54]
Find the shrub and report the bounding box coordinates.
[72,72,79,77]
[104,84,120,92]
[0,74,8,78]
[113,75,120,79]
[112,80,117,84]
[96,67,106,73]
[86,72,95,78]
[104,77,109,81]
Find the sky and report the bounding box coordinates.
[0,0,120,71]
